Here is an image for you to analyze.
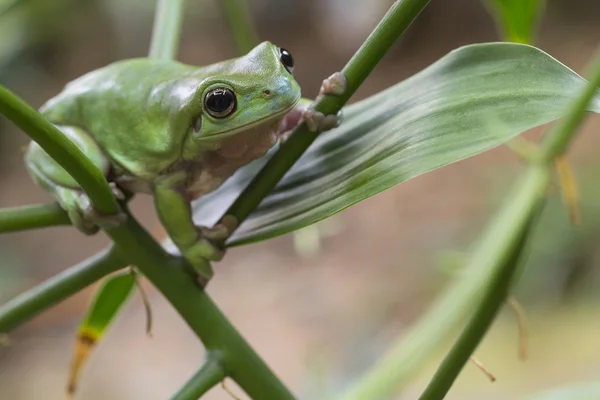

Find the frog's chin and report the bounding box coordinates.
[197,97,301,142]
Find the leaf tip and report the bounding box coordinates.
[66,332,98,398]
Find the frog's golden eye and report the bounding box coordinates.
[280,48,294,74]
[204,88,237,118]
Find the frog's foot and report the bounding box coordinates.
[108,182,126,200]
[318,72,347,98]
[57,187,127,235]
[181,215,239,287]
[302,105,343,132]
[303,72,347,132]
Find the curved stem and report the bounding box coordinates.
[0,203,69,233]
[148,0,185,60]
[171,353,226,400]
[220,0,260,55]
[0,86,120,216]
[220,0,432,228]
[0,247,124,333]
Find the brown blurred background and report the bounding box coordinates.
[1,0,600,399]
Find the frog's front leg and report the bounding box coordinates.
[154,174,235,286]
[24,125,127,234]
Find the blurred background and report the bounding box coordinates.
[1,0,600,399]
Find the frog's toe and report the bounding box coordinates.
[302,105,343,132]
[179,218,239,284]
[108,182,125,200]
[77,193,127,230]
[181,242,219,284]
[319,72,347,97]
[55,188,98,235]
[199,215,238,241]
[67,207,100,235]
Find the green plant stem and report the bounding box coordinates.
[0,247,124,333]
[0,203,69,233]
[542,47,600,160]
[415,49,600,400]
[339,166,549,400]
[220,0,260,55]
[0,86,120,216]
[171,353,226,400]
[418,166,549,400]
[148,0,185,60]
[221,0,432,228]
[110,213,295,400]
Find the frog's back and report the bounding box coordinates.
[40,59,197,179]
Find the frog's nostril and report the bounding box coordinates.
[263,89,271,95]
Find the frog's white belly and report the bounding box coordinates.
[187,125,280,199]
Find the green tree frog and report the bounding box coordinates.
[24,41,346,284]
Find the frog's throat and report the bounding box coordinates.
[196,95,301,142]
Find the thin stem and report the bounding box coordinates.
[148,0,185,60]
[221,0,432,227]
[220,0,260,55]
[0,203,69,233]
[339,166,550,400]
[0,247,124,333]
[0,86,120,216]
[541,46,600,160]
[171,353,226,400]
[418,169,549,400]
[417,50,600,400]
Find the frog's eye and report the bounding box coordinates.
[204,88,237,118]
[280,48,294,74]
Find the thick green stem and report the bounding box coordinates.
[0,86,120,216]
[221,0,431,226]
[171,353,226,400]
[220,0,260,55]
[111,214,295,400]
[0,247,124,333]
[0,203,69,233]
[148,0,185,60]
[541,47,600,160]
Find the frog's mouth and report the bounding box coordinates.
[197,95,301,141]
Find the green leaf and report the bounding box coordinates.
[484,0,545,44]
[67,271,136,396]
[183,43,600,248]
[523,382,600,400]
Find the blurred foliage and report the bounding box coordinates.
[523,381,600,400]
[515,171,600,305]
[484,0,546,44]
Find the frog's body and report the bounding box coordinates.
[25,40,345,283]
[25,42,302,281]
[31,43,300,198]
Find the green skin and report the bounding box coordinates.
[25,42,305,281]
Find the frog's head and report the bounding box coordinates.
[180,41,301,146]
